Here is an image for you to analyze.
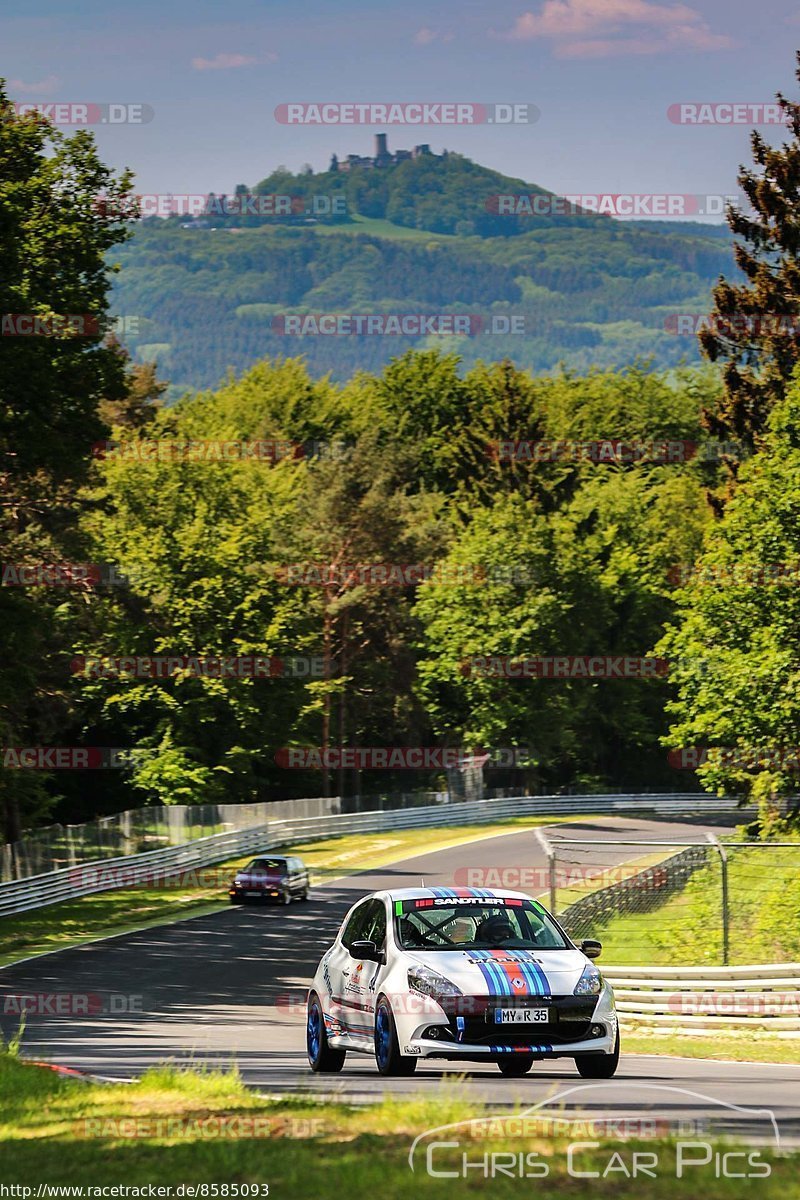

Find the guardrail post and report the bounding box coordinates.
[706,832,729,965]
[535,828,557,915]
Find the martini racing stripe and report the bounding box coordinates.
[490,1043,552,1054]
[429,886,495,898]
[470,950,551,996]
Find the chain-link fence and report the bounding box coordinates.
[0,798,332,881]
[542,834,800,966]
[1,788,529,882]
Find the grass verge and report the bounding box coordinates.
[0,1052,795,1197]
[569,839,800,966]
[622,1032,800,1065]
[0,815,583,968]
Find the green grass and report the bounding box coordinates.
[310,213,456,241]
[571,839,800,966]
[0,815,584,967]
[0,1053,795,1197]
[622,1032,800,1065]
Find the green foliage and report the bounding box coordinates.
[658,373,800,824]
[701,51,800,455]
[111,192,734,391]
[66,352,724,807]
[0,81,135,839]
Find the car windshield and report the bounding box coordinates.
[394,898,570,951]
[246,859,285,872]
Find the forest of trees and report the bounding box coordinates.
[110,157,735,392]
[4,59,800,844]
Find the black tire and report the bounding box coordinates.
[300,888,310,901]
[229,894,243,905]
[575,1029,620,1078]
[307,994,346,1072]
[497,1054,535,1077]
[374,996,417,1076]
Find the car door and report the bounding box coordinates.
[322,898,372,1021]
[338,898,391,1044]
[324,898,386,1046]
[290,857,309,895]
[356,897,390,1003]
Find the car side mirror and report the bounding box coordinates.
[349,939,384,963]
[580,939,602,960]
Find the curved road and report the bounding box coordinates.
[2,815,798,1144]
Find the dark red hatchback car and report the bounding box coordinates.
[229,855,310,905]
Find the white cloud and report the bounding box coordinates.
[8,74,59,96]
[413,27,455,44]
[498,0,732,56]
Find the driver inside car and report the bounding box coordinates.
[475,913,521,946]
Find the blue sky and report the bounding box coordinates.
[3,0,800,217]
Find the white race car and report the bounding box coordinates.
[306,886,619,1077]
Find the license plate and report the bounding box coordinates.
[245,890,262,897]
[494,1008,548,1024]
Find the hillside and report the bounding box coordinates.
[110,153,736,392]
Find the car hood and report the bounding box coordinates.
[405,947,591,998]
[235,871,284,883]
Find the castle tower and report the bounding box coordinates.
[329,153,339,172]
[374,133,391,164]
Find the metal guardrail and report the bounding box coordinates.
[604,963,800,1037]
[0,791,744,919]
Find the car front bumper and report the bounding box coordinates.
[395,986,618,1059]
[402,1026,617,1060]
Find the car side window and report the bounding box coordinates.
[341,900,371,949]
[362,900,387,948]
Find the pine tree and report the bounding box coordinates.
[701,51,800,461]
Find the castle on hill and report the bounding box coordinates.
[329,133,445,172]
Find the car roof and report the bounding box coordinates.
[378,886,534,903]
[247,853,288,861]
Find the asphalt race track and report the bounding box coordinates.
[2,815,799,1145]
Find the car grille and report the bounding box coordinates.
[436,995,598,1046]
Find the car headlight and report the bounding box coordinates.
[573,965,603,996]
[407,966,463,1002]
